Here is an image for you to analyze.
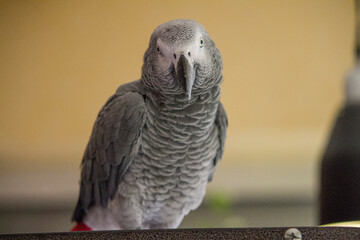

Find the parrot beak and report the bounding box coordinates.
[176,54,195,100]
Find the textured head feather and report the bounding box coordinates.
[141,19,223,100]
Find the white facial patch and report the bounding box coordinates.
[156,31,207,68]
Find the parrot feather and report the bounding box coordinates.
[72,19,227,230]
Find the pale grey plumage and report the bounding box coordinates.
[73,19,227,230]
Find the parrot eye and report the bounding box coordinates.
[157,47,161,54]
[200,39,204,48]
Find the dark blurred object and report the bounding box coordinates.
[320,104,360,224]
[1,227,360,240]
[319,0,360,225]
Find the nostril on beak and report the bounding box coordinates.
[188,52,191,57]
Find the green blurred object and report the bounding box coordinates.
[207,192,232,213]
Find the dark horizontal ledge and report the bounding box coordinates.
[1,227,360,240]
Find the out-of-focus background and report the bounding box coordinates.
[0,0,355,233]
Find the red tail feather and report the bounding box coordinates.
[71,222,92,231]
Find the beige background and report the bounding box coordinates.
[0,0,355,206]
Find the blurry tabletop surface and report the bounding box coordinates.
[1,227,360,240]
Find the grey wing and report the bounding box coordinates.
[208,102,228,182]
[72,90,147,222]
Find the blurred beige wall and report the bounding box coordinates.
[0,0,354,174]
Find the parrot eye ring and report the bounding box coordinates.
[200,39,204,48]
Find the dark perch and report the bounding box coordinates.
[1,227,360,240]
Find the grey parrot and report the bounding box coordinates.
[72,19,228,230]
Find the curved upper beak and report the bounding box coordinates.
[176,54,195,100]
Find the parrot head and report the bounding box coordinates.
[142,19,223,100]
